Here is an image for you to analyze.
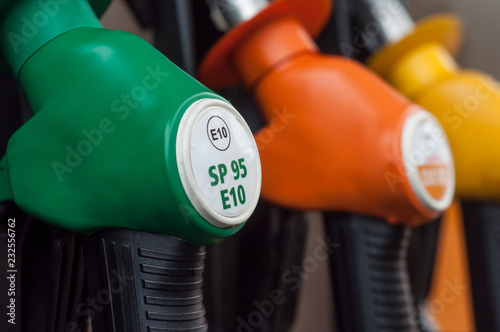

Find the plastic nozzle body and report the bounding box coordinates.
[201,17,456,226]
[0,1,262,245]
[0,0,102,76]
[382,43,500,201]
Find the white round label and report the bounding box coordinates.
[401,108,455,212]
[176,98,261,228]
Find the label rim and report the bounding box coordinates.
[176,98,261,228]
[401,109,456,212]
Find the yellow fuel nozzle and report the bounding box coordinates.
[356,3,499,330]
[367,14,500,202]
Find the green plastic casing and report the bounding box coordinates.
[0,0,111,15]
[0,0,246,245]
[0,0,112,72]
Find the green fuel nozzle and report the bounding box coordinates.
[0,0,261,246]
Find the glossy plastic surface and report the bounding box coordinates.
[1,0,102,76]
[0,0,112,72]
[368,15,463,78]
[1,28,254,245]
[199,0,332,89]
[367,20,500,332]
[381,43,500,201]
[0,0,111,16]
[201,18,456,226]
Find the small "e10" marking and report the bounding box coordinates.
[207,116,231,151]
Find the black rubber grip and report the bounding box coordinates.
[83,229,208,332]
[462,201,500,332]
[203,202,307,332]
[237,206,307,332]
[407,219,441,332]
[325,213,418,332]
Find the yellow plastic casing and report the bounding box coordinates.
[369,16,500,202]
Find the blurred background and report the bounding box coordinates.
[96,0,500,331]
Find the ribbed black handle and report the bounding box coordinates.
[462,201,500,332]
[325,213,418,332]
[407,220,441,332]
[83,229,208,332]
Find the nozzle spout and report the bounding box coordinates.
[205,0,268,31]
[351,0,416,48]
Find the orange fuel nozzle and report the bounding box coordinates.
[199,0,455,226]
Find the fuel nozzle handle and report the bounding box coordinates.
[0,0,261,244]
[0,1,261,331]
[84,229,209,332]
[199,2,455,332]
[350,0,415,49]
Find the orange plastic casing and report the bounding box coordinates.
[199,0,442,226]
[427,200,475,331]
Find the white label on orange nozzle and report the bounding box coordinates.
[402,109,455,212]
[418,164,449,200]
